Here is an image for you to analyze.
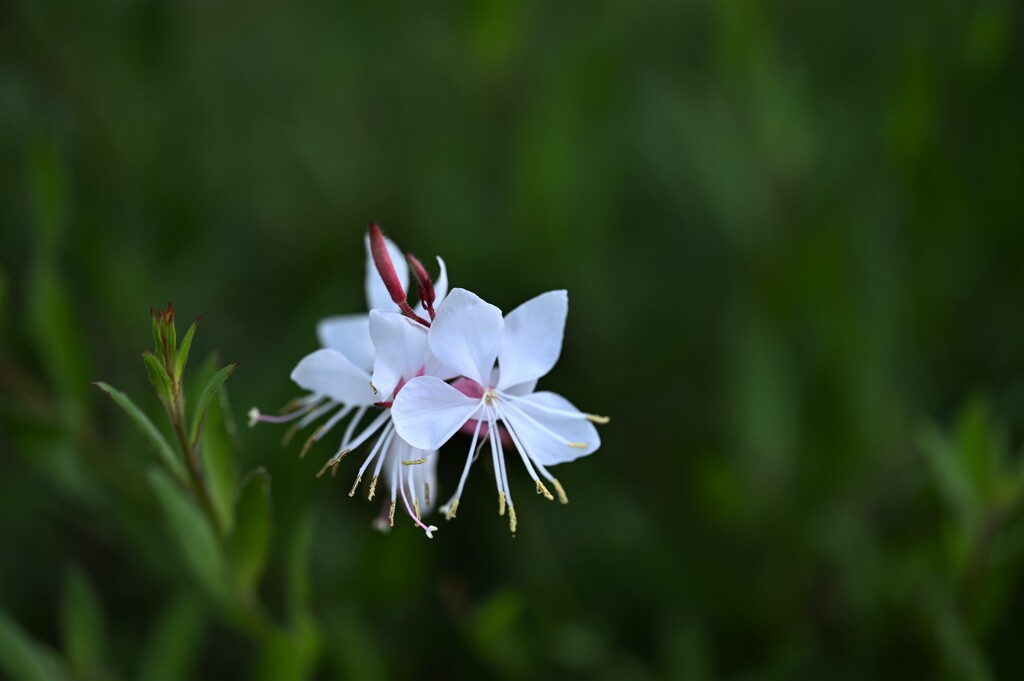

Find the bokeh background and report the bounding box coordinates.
[3,2,1024,679]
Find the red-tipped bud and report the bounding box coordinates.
[368,223,408,306]
[406,253,436,315]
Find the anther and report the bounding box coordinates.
[401,457,429,466]
[348,475,362,497]
[282,422,301,446]
[425,482,431,507]
[369,381,378,395]
[445,499,460,520]
[535,479,554,501]
[551,479,569,504]
[389,501,396,527]
[414,498,421,520]
[586,414,610,424]
[367,476,378,501]
[498,490,506,516]
[567,442,587,449]
[509,506,518,534]
[299,426,324,458]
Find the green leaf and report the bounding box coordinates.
[61,567,106,677]
[202,388,237,534]
[189,363,239,446]
[0,610,66,681]
[256,621,319,681]
[137,594,206,681]
[174,317,200,384]
[956,397,1005,505]
[143,351,174,407]
[228,469,272,594]
[148,467,231,603]
[94,382,187,482]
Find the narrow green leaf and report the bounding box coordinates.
[137,594,206,681]
[228,469,272,594]
[94,382,187,482]
[148,468,231,602]
[143,351,174,407]
[257,621,319,681]
[202,390,237,534]
[189,363,239,445]
[0,610,66,681]
[61,566,106,677]
[174,317,200,384]
[918,424,980,525]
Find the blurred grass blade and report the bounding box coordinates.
[137,594,206,681]
[189,363,239,445]
[918,423,980,525]
[175,318,200,384]
[257,622,319,681]
[94,382,187,482]
[228,469,271,594]
[202,389,238,534]
[0,610,66,681]
[143,351,174,407]
[147,468,231,603]
[61,567,106,678]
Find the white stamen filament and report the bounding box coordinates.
[500,392,608,423]
[443,415,485,519]
[500,398,586,449]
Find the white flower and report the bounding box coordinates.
[391,288,608,532]
[249,233,448,538]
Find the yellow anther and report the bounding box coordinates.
[402,457,429,466]
[300,426,324,458]
[389,501,396,527]
[414,499,421,520]
[348,475,362,497]
[567,442,587,449]
[425,482,431,507]
[367,476,378,501]
[445,499,460,520]
[509,506,518,534]
[551,478,568,504]
[498,490,506,516]
[369,381,378,395]
[586,413,610,424]
[535,479,554,501]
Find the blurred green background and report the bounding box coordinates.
[3,1,1024,679]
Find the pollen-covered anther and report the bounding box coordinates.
[413,498,421,520]
[367,476,378,501]
[509,506,518,534]
[316,450,349,478]
[567,442,588,449]
[483,389,497,406]
[535,479,554,501]
[425,483,431,507]
[401,457,429,466]
[498,490,506,516]
[551,478,569,504]
[389,501,396,527]
[299,427,324,458]
[444,499,460,520]
[369,381,378,395]
[586,413,610,424]
[348,475,362,497]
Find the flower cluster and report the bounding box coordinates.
[250,225,607,537]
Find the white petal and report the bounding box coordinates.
[427,288,503,385]
[496,290,568,391]
[432,256,449,304]
[364,233,409,312]
[369,310,429,398]
[315,314,374,371]
[290,349,377,406]
[392,376,481,451]
[500,391,599,466]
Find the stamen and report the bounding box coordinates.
[389,501,396,527]
[331,461,340,477]
[339,406,369,451]
[498,490,506,516]
[535,479,554,501]
[501,392,609,425]
[369,381,378,395]
[551,478,568,504]
[567,442,587,449]
[367,476,378,501]
[444,498,459,520]
[440,418,484,520]
[509,505,518,534]
[299,426,324,458]
[424,482,431,508]
[348,475,362,497]
[398,464,437,538]
[501,400,588,450]
[317,450,349,478]
[414,498,420,520]
[586,414,610,424]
